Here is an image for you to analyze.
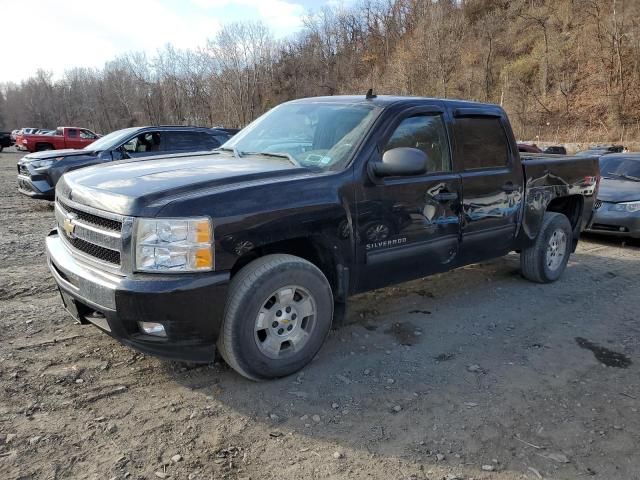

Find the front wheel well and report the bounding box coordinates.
[230,238,341,298]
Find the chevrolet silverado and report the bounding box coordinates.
[45,95,600,380]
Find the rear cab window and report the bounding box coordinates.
[454,116,510,170]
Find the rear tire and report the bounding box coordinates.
[520,212,573,283]
[218,254,333,380]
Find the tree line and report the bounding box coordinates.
[1,0,639,143]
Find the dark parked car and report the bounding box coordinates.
[17,126,235,200]
[0,132,12,152]
[576,145,625,157]
[46,95,599,380]
[588,153,640,238]
[544,145,567,155]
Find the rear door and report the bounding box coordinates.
[355,105,463,291]
[452,109,523,263]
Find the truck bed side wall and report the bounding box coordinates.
[517,156,599,248]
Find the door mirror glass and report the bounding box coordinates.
[372,147,428,177]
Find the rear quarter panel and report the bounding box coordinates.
[518,154,599,244]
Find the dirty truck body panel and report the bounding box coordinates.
[45,95,599,365]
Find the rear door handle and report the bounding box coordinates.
[502,182,517,193]
[433,191,458,202]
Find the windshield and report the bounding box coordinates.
[223,102,381,170]
[84,127,139,151]
[600,156,640,181]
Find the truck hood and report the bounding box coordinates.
[60,152,309,216]
[597,178,640,203]
[21,149,89,161]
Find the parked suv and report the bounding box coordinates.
[17,126,235,200]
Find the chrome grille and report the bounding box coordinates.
[55,197,125,270]
[57,198,122,232]
[594,199,603,210]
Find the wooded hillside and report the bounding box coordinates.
[1,0,639,143]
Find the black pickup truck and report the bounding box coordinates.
[46,95,599,380]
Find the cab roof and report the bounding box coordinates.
[289,94,502,111]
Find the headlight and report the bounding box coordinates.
[611,201,640,213]
[135,217,213,272]
[29,159,54,170]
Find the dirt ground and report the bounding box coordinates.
[1,146,639,480]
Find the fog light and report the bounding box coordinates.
[138,322,167,337]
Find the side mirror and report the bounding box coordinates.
[371,147,428,177]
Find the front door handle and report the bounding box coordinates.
[433,191,458,202]
[502,182,517,193]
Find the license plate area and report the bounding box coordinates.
[58,288,111,332]
[59,289,80,321]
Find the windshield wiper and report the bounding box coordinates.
[216,146,242,159]
[607,172,640,182]
[244,151,300,167]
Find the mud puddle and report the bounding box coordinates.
[575,337,632,368]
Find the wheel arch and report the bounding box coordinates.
[230,236,348,302]
[35,142,54,151]
[545,194,584,251]
[517,191,584,251]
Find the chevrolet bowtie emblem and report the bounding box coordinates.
[63,215,76,237]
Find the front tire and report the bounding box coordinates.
[218,254,334,380]
[520,212,573,283]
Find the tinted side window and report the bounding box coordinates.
[384,114,451,173]
[199,132,221,150]
[213,134,230,145]
[123,131,163,153]
[67,128,78,138]
[456,117,510,169]
[165,131,208,151]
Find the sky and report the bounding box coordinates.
[0,0,343,84]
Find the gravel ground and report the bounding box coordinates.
[1,146,639,480]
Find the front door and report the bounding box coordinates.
[355,108,462,292]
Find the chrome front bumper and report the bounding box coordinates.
[46,231,121,311]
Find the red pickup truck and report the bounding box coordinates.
[16,127,99,152]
